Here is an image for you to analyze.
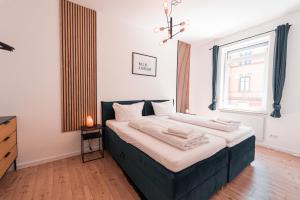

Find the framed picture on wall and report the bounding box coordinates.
[132,52,157,77]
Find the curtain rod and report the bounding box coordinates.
[209,24,292,50]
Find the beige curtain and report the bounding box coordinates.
[176,41,191,113]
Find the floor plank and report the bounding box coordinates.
[0,146,299,200]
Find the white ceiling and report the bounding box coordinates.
[98,0,300,43]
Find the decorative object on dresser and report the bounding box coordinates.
[0,116,17,179]
[132,52,157,77]
[81,124,104,163]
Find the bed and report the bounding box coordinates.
[101,100,255,199]
[102,100,229,200]
[166,113,256,181]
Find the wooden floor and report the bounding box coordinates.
[0,146,299,200]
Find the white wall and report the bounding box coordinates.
[0,0,177,168]
[97,15,177,103]
[190,10,300,156]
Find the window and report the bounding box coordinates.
[219,37,270,113]
[239,76,250,92]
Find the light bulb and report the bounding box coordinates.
[184,24,190,30]
[154,27,160,33]
[159,39,168,46]
[164,1,168,15]
[163,1,168,9]
[180,27,185,32]
[185,19,190,25]
[180,19,190,26]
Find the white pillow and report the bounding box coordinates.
[113,102,144,122]
[151,101,175,116]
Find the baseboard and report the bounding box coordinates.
[256,142,300,157]
[17,151,81,169]
[17,144,101,169]
[17,142,298,169]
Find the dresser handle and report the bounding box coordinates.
[4,136,10,141]
[4,152,11,158]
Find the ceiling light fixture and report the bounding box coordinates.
[0,41,15,52]
[154,0,189,45]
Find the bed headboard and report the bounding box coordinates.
[101,99,170,127]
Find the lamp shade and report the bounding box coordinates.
[86,115,94,127]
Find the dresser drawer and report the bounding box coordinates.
[0,131,17,159]
[0,118,16,142]
[0,145,17,178]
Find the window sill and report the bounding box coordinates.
[218,108,268,116]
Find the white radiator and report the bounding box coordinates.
[218,112,265,141]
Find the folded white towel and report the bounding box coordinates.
[163,131,192,139]
[216,118,241,125]
[184,137,209,149]
[163,130,205,139]
[128,119,149,130]
[211,120,240,127]
[167,126,194,139]
[169,113,239,132]
[129,119,209,151]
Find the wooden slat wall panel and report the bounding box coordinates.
[176,41,191,113]
[61,0,97,132]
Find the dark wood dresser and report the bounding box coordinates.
[0,116,17,178]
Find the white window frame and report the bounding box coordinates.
[219,36,271,114]
[239,76,251,92]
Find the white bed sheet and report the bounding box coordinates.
[106,117,226,173]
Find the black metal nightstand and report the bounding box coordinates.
[81,124,104,163]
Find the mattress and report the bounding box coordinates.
[226,131,254,147]
[106,117,226,172]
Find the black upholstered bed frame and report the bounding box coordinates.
[101,100,255,200]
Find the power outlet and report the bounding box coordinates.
[269,134,279,139]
